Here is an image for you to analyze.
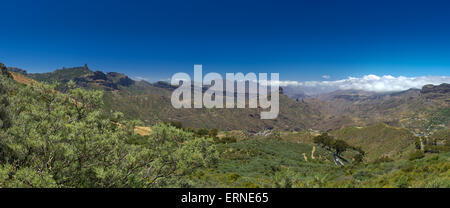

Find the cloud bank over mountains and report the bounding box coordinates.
[278,75,450,95]
[142,73,449,95]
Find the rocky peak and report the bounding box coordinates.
[74,70,135,90]
[117,76,134,86]
[89,71,108,80]
[421,83,450,94]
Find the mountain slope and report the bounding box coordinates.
[305,86,450,133]
[331,123,417,161]
[103,89,323,131]
[2,63,449,188]
[19,66,324,131]
[15,65,450,133]
[29,65,92,83]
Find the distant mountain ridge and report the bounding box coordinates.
[305,84,449,133]
[2,62,449,188]
[27,65,135,91]
[10,65,450,133]
[17,65,322,131]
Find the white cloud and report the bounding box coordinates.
[133,76,150,81]
[276,75,450,95]
[322,75,330,79]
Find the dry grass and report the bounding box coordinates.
[10,72,38,85]
[134,126,152,136]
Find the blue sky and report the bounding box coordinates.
[1,0,450,82]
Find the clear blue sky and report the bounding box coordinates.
[1,0,450,82]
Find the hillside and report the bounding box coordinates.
[103,89,323,131]
[304,86,450,133]
[29,65,93,84]
[10,65,450,134]
[8,66,152,136]
[19,66,325,132]
[0,63,218,187]
[1,63,449,188]
[192,132,450,188]
[331,123,417,161]
[278,122,421,162]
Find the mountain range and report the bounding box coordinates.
[7,65,450,135]
[2,63,449,187]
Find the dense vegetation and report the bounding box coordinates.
[1,64,449,188]
[0,69,217,187]
[330,123,417,161]
[188,134,450,188]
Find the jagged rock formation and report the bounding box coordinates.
[28,66,135,91]
[77,70,135,90]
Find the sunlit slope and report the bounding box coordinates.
[331,123,417,161]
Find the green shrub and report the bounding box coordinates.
[227,173,241,182]
[372,156,394,164]
[395,176,410,188]
[352,170,373,181]
[167,121,183,129]
[408,151,425,161]
[215,136,237,144]
[0,76,218,187]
